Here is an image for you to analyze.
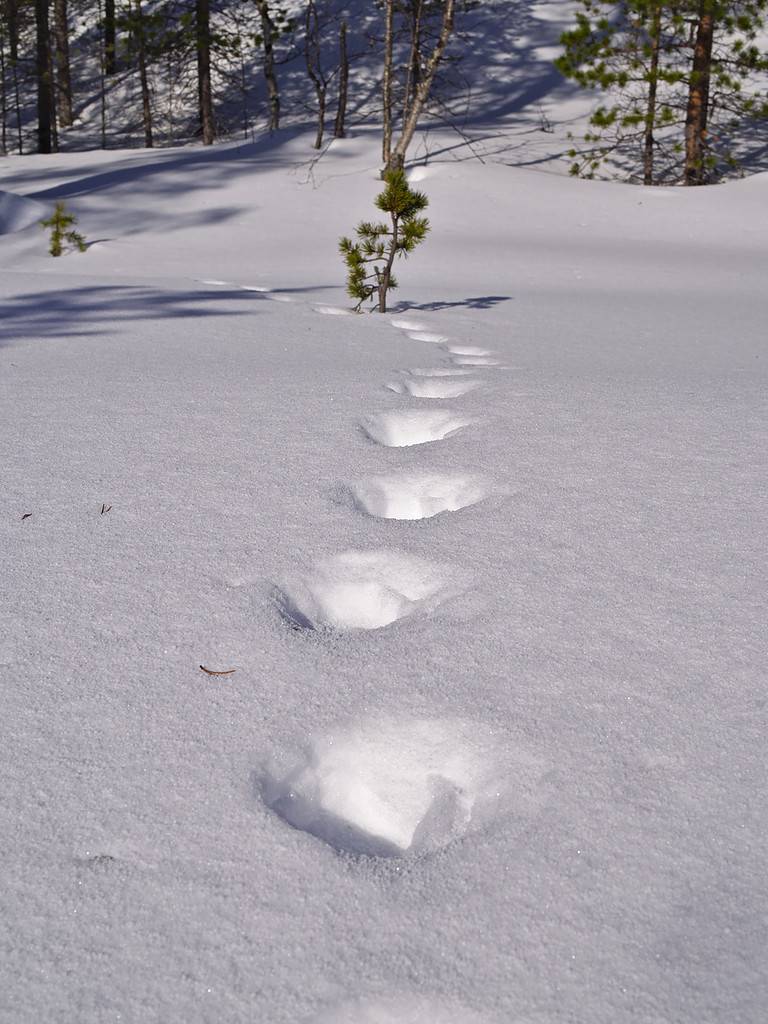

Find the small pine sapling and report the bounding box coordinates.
[41,201,87,257]
[339,170,429,313]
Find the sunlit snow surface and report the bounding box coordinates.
[263,716,543,857]
[310,993,492,1023]
[274,550,458,630]
[348,473,489,520]
[1,58,767,1024]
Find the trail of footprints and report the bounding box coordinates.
[266,313,546,890]
[196,277,537,1016]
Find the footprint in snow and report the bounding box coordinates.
[406,330,449,344]
[386,377,481,399]
[447,345,493,356]
[262,715,543,858]
[347,472,488,520]
[408,367,474,377]
[390,317,428,331]
[450,356,505,368]
[274,549,458,631]
[361,409,470,447]
[310,993,492,1023]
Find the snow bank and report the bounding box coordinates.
[0,190,46,234]
[263,716,527,857]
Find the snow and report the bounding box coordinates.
[386,376,482,398]
[347,473,489,521]
[361,409,474,447]
[262,715,530,858]
[1,44,768,1024]
[274,550,456,631]
[311,993,492,1023]
[0,189,46,234]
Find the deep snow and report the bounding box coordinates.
[1,93,767,1024]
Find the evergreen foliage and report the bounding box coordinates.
[339,170,429,313]
[41,201,87,256]
[557,1,768,184]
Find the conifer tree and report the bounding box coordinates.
[41,201,87,256]
[557,0,768,184]
[339,169,429,313]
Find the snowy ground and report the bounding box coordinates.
[1,126,767,1024]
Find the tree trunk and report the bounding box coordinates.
[196,0,214,144]
[304,0,325,149]
[6,0,22,153]
[53,0,72,128]
[104,0,116,76]
[387,0,455,173]
[334,19,348,139]
[643,3,662,186]
[134,0,153,147]
[0,27,7,155]
[377,215,399,313]
[255,0,280,131]
[35,0,53,153]
[382,0,394,164]
[98,0,106,146]
[402,0,423,124]
[684,3,715,185]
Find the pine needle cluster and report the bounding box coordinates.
[339,170,429,313]
[41,201,87,257]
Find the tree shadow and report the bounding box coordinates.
[0,284,263,347]
[394,295,512,312]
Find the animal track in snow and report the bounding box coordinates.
[311,994,490,1023]
[386,377,481,399]
[454,356,501,368]
[262,715,527,857]
[447,345,493,356]
[348,473,488,520]
[361,409,470,447]
[390,317,428,331]
[406,331,449,344]
[274,549,454,631]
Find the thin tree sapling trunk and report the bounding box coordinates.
[255,0,280,131]
[643,2,662,186]
[334,19,348,139]
[304,0,326,149]
[402,0,423,125]
[53,0,72,127]
[387,0,455,173]
[0,27,7,155]
[134,0,153,147]
[382,0,394,164]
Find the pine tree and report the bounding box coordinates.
[41,201,86,256]
[557,0,768,184]
[339,169,429,313]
